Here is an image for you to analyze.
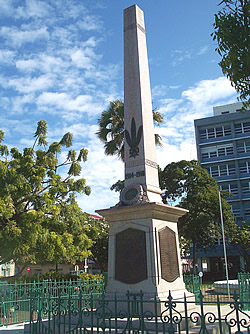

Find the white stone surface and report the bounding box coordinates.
[123,5,161,202]
[96,5,192,310]
[97,202,189,298]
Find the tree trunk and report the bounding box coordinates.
[243,249,250,272]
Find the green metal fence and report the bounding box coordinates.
[0,278,105,327]
[1,275,249,330]
[238,272,250,311]
[26,290,250,333]
[184,273,250,305]
[183,274,201,303]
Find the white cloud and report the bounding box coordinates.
[152,85,168,98]
[157,140,197,169]
[16,0,52,18]
[0,26,49,48]
[71,48,100,70]
[16,59,40,72]
[37,92,104,116]
[155,76,238,169]
[197,46,208,56]
[171,49,192,66]
[77,15,103,32]
[0,0,15,16]
[10,94,36,114]
[182,77,236,107]
[169,85,181,89]
[7,75,54,93]
[0,50,16,65]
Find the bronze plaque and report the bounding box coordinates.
[159,226,180,282]
[115,228,147,284]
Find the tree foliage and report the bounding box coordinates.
[86,216,109,272]
[231,221,250,271]
[0,121,92,275]
[160,160,236,266]
[212,0,250,107]
[96,100,163,161]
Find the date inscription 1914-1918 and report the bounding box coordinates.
[125,170,145,180]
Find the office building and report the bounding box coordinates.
[194,102,250,277]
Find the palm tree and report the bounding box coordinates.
[96,100,163,161]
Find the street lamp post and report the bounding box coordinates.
[218,191,230,298]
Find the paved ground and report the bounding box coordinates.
[0,322,26,333]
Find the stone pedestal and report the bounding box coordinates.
[96,202,194,310]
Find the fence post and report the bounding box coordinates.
[184,293,189,333]
[216,294,223,334]
[198,291,207,333]
[29,289,32,334]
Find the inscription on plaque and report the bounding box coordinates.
[115,228,147,284]
[159,227,180,282]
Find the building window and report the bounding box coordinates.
[218,147,233,157]
[239,161,250,174]
[210,151,217,158]
[200,129,207,140]
[199,125,231,140]
[215,127,223,137]
[241,182,250,195]
[211,166,219,177]
[235,121,250,135]
[219,165,227,176]
[243,202,250,219]
[243,122,250,133]
[201,144,234,160]
[226,147,234,155]
[237,141,250,154]
[231,205,241,217]
[208,128,215,139]
[235,123,243,134]
[208,164,236,177]
[201,152,209,159]
[228,164,236,175]
[224,126,231,136]
[221,183,238,195]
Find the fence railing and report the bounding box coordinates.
[183,272,250,309]
[26,290,250,334]
[0,278,105,327]
[0,274,249,330]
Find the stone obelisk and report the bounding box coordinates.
[96,4,192,306]
[123,4,162,203]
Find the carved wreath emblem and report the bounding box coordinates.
[125,117,143,158]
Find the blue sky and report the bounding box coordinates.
[0,0,238,214]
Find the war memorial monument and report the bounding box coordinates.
[96,4,193,308]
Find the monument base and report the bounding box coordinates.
[96,201,192,314]
[103,289,195,315]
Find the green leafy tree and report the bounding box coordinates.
[231,221,250,271]
[212,0,250,107]
[0,121,92,277]
[110,179,125,193]
[87,216,109,272]
[160,160,236,268]
[96,100,163,161]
